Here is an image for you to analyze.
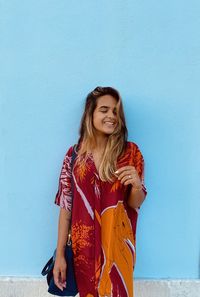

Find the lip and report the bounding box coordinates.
[104,122,116,127]
[103,120,116,125]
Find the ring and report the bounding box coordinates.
[128,175,132,179]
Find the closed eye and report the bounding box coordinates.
[99,107,109,113]
[99,106,117,116]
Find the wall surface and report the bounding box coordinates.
[0,0,200,280]
[1,278,200,297]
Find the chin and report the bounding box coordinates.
[103,129,115,135]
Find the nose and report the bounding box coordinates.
[107,109,116,118]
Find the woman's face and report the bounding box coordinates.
[93,95,118,136]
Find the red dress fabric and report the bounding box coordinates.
[55,141,147,297]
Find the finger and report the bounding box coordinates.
[124,179,135,186]
[61,268,66,285]
[118,171,131,181]
[120,174,134,185]
[53,271,64,291]
[118,170,136,181]
[115,166,134,175]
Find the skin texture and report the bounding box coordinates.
[53,209,70,290]
[93,94,118,137]
[53,94,145,290]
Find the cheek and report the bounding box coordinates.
[93,113,100,129]
[93,112,103,126]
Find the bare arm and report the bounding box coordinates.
[127,186,146,209]
[56,208,71,257]
[53,208,71,291]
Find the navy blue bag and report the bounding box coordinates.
[41,239,78,296]
[41,146,78,296]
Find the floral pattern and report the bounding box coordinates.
[55,142,147,297]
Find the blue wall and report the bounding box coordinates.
[0,0,200,278]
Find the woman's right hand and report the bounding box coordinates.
[53,255,67,291]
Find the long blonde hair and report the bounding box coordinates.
[77,86,128,182]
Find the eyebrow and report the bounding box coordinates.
[99,105,109,109]
[98,105,114,109]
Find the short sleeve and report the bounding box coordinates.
[54,146,74,212]
[132,143,147,197]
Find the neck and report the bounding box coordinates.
[93,134,108,151]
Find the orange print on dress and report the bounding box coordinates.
[72,221,94,265]
[75,156,91,182]
[110,179,122,193]
[98,202,135,297]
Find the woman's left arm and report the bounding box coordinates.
[128,182,146,208]
[115,165,146,209]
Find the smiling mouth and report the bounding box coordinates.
[104,120,116,124]
[104,121,116,126]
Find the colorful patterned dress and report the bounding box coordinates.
[55,141,147,297]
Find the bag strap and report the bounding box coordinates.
[41,255,54,276]
[67,144,77,244]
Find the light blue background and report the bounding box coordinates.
[0,0,200,278]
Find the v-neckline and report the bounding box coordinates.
[88,153,100,176]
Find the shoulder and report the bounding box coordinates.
[63,144,77,159]
[125,141,145,162]
[125,142,145,175]
[126,141,141,154]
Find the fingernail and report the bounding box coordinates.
[115,170,118,174]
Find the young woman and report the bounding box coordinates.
[53,86,147,297]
